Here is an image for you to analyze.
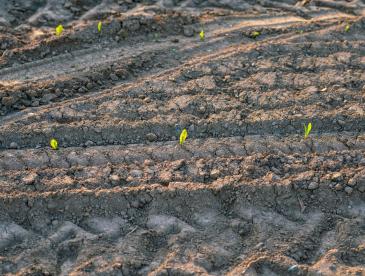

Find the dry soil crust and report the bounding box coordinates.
[0,0,365,275]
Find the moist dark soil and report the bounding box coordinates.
[0,0,365,275]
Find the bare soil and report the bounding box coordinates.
[0,0,365,275]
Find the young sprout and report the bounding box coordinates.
[251,31,260,39]
[50,138,58,150]
[200,29,205,41]
[345,24,350,32]
[55,25,64,36]
[98,21,102,33]
[179,128,188,145]
[304,122,312,139]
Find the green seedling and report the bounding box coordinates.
[304,122,312,139]
[345,24,350,32]
[50,138,58,150]
[179,128,188,145]
[98,21,102,33]
[251,31,260,39]
[55,24,64,36]
[200,29,205,41]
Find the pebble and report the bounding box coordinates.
[334,183,343,191]
[344,186,353,195]
[2,96,16,106]
[331,172,343,182]
[347,177,357,186]
[78,86,87,93]
[144,159,154,166]
[307,182,319,190]
[288,265,298,272]
[109,174,120,185]
[85,140,94,147]
[9,142,18,149]
[183,26,194,37]
[22,172,38,185]
[130,169,143,178]
[131,200,140,208]
[210,169,220,179]
[198,106,206,114]
[146,133,157,142]
[110,73,119,81]
[159,171,172,184]
[86,82,93,90]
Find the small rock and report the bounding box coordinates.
[183,26,194,37]
[22,173,38,185]
[40,93,57,104]
[334,183,343,191]
[198,106,206,114]
[2,49,13,58]
[1,96,16,106]
[288,265,299,273]
[144,159,154,166]
[331,172,343,182]
[109,174,120,184]
[159,171,172,184]
[9,142,18,149]
[86,82,93,90]
[347,177,357,186]
[130,169,143,178]
[146,133,157,142]
[85,140,94,147]
[344,186,353,195]
[78,86,87,93]
[27,198,34,207]
[210,169,220,180]
[307,182,319,190]
[110,73,119,81]
[131,200,140,208]
[254,242,264,249]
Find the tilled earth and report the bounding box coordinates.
[0,0,365,275]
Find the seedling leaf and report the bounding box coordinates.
[98,21,102,33]
[251,31,260,39]
[55,25,64,36]
[179,129,188,145]
[200,30,205,41]
[345,24,350,32]
[50,138,58,150]
[304,122,312,139]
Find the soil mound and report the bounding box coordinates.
[0,0,364,275]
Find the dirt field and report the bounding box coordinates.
[0,0,364,275]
